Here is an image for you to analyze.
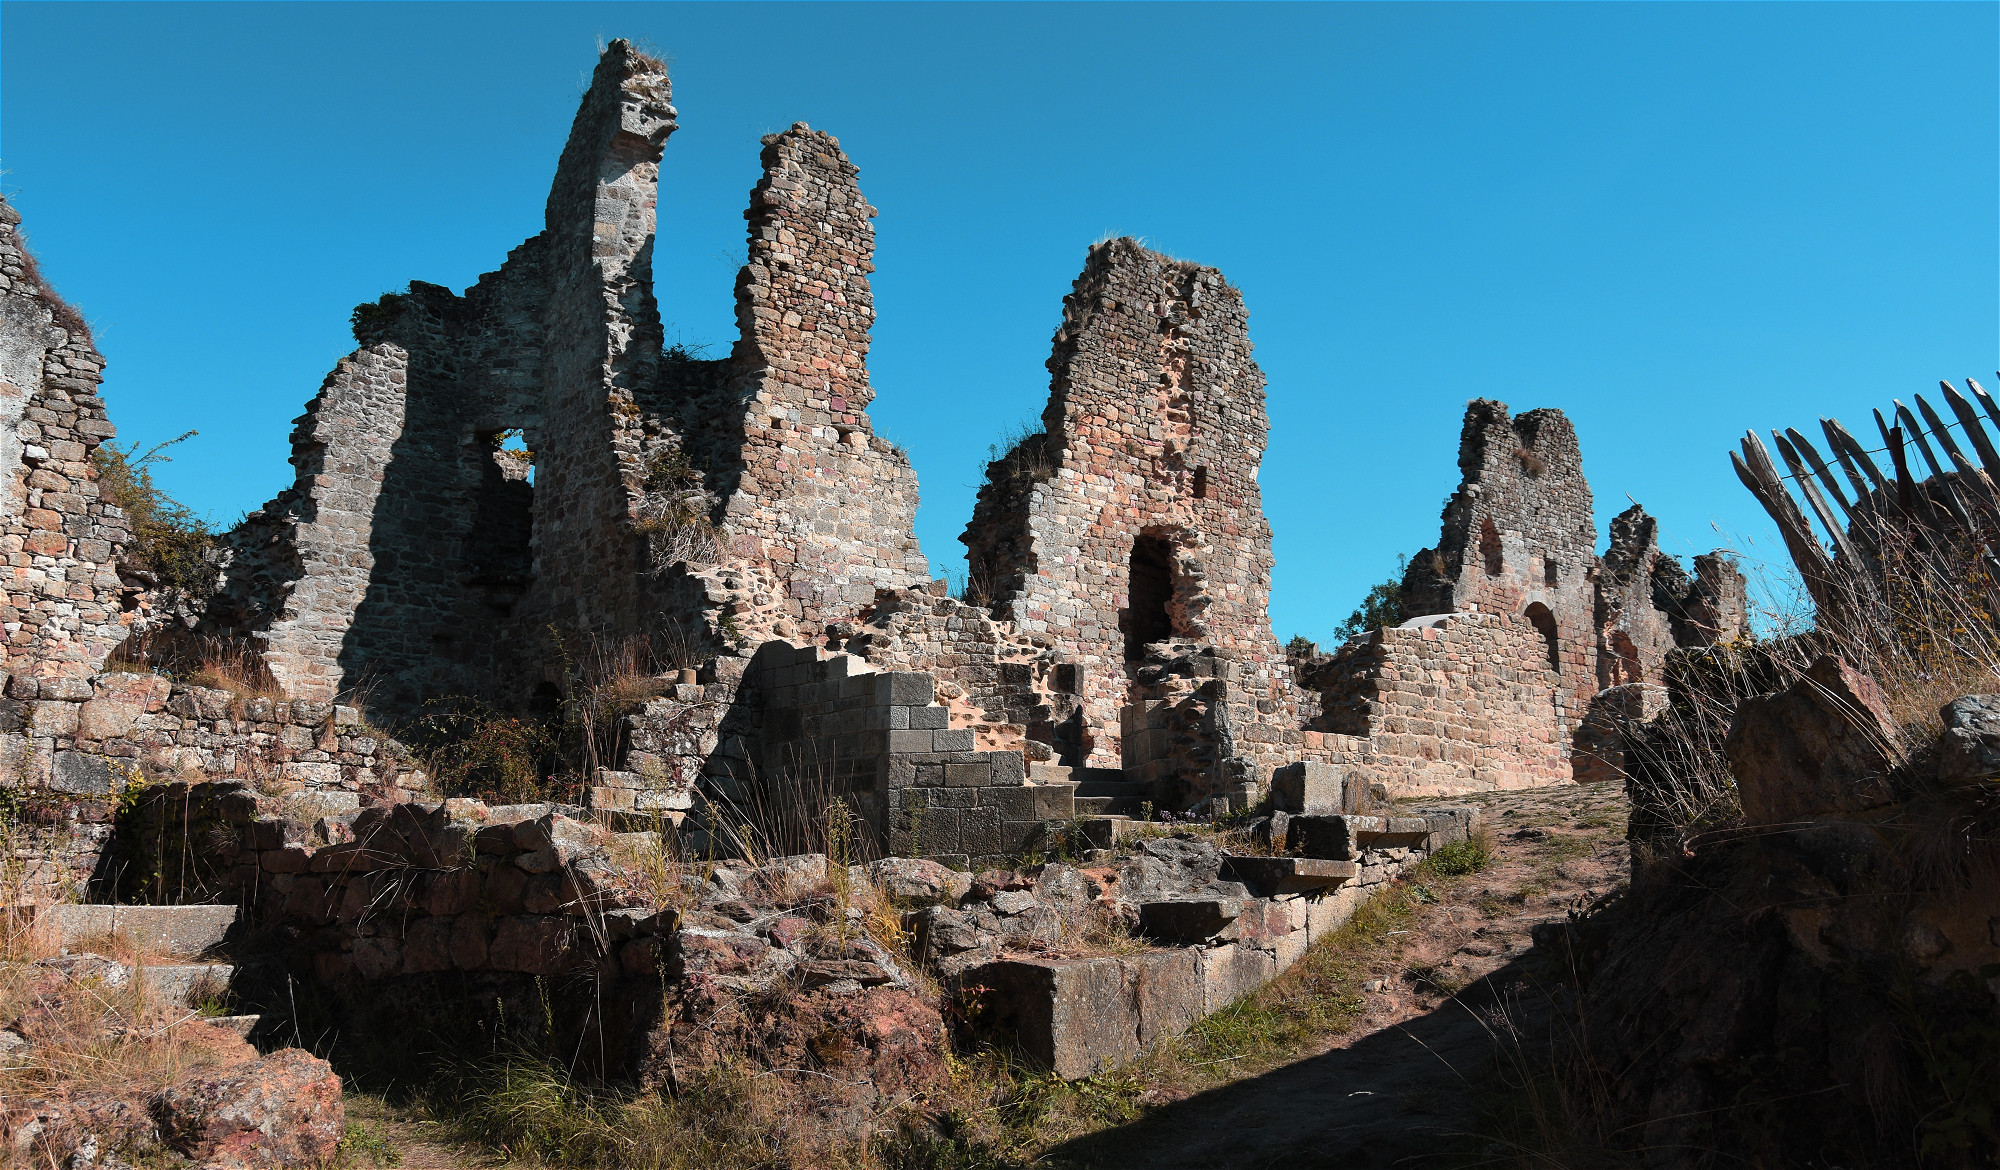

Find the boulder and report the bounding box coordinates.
[150,1048,344,1168]
[868,857,972,905]
[1726,656,1898,824]
[1937,694,2000,785]
[1118,836,1225,899]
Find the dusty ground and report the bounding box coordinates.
[1046,782,1631,1169]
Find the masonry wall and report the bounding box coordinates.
[0,197,131,685]
[1402,400,1598,711]
[688,126,932,643]
[1301,612,1570,797]
[960,239,1299,773]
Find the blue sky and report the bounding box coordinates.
[2,2,1994,642]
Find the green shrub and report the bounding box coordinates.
[91,432,216,599]
[1333,555,1409,640]
[1425,831,1495,876]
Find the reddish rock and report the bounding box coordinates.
[488,915,575,974]
[1726,655,1898,824]
[152,1048,344,1168]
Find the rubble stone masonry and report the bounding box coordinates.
[961,240,1304,778]
[0,198,130,684]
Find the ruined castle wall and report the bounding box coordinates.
[518,43,677,649]
[1402,400,1598,712]
[1303,613,1570,797]
[0,197,131,684]
[959,240,1294,772]
[693,126,929,642]
[1595,505,1680,689]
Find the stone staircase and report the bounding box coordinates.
[33,903,256,1032]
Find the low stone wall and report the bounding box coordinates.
[1302,612,1571,797]
[947,811,1476,1078]
[2,672,417,796]
[0,787,117,903]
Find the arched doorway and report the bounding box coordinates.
[1524,602,1560,672]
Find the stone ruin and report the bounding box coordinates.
[0,40,1753,859]
[0,39,1756,1083]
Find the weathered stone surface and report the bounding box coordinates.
[151,1048,345,1168]
[1937,694,2000,785]
[965,951,1205,1081]
[1726,656,1898,824]
[37,903,238,958]
[1138,898,1245,943]
[1271,761,1346,814]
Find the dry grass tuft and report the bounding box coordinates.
[0,920,252,1167]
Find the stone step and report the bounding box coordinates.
[141,963,235,1008]
[206,1014,261,1038]
[37,904,240,959]
[1077,816,1147,848]
[1220,854,1359,896]
[1073,796,1121,816]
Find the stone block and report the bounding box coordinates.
[957,808,1005,858]
[1219,855,1357,896]
[875,672,935,707]
[1285,815,1360,860]
[1271,762,1345,814]
[29,701,78,738]
[988,750,1026,786]
[50,751,114,795]
[944,761,991,788]
[933,729,976,753]
[1031,782,1078,820]
[888,729,936,754]
[38,904,238,958]
[976,786,1036,820]
[908,705,949,730]
[1199,943,1276,1013]
[964,950,1204,1080]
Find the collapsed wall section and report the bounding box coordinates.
[1301,612,1569,797]
[959,239,1302,781]
[0,197,130,685]
[205,43,676,705]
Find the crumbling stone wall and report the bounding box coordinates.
[4,673,416,797]
[1301,613,1570,797]
[960,240,1302,777]
[1594,504,1748,689]
[1402,400,1599,707]
[207,47,927,712]
[690,126,931,641]
[0,197,131,685]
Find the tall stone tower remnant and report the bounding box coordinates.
[205,42,927,706]
[961,239,1303,782]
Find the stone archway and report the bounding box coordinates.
[1523,601,1560,672]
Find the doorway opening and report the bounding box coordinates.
[1122,535,1176,660]
[1524,602,1560,672]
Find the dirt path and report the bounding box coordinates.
[1047,783,1631,1169]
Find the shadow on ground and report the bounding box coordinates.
[1043,958,1557,1170]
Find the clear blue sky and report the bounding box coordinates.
[2,2,1994,642]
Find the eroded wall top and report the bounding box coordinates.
[961,238,1288,768]
[0,197,130,682]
